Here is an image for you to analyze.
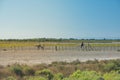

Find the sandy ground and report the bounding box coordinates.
[0,50,120,66]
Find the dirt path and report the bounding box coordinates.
[0,50,120,66]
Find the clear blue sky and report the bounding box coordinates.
[0,0,120,39]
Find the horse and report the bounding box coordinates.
[36,44,44,50]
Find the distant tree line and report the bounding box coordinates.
[0,38,120,43]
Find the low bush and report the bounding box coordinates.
[103,71,120,80]
[23,76,46,80]
[53,73,64,80]
[69,70,103,80]
[9,64,23,77]
[35,69,53,80]
[5,76,16,80]
[23,66,35,76]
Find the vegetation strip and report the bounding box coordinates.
[0,59,120,80]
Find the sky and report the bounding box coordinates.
[0,0,120,39]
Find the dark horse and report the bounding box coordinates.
[36,44,44,50]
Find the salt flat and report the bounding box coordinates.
[0,50,120,66]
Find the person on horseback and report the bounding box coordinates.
[81,42,84,48]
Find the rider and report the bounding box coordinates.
[81,42,84,48]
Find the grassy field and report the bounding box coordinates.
[0,39,120,48]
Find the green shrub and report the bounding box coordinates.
[4,76,16,80]
[104,62,117,72]
[23,66,35,76]
[10,64,23,77]
[69,70,103,80]
[35,69,53,80]
[53,73,63,80]
[103,71,120,80]
[24,76,46,80]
